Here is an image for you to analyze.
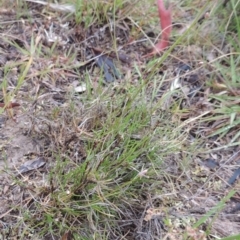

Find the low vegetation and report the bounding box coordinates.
[0,0,240,239]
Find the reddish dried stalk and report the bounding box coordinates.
[144,0,172,57]
[0,102,20,109]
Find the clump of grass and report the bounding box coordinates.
[13,76,187,239]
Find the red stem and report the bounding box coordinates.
[0,102,20,109]
[143,0,172,57]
